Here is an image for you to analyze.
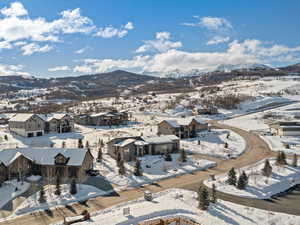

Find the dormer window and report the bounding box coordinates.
[54,153,68,165]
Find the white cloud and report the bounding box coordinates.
[0,64,30,76]
[0,41,12,49]
[14,41,27,46]
[73,65,93,73]
[135,32,182,53]
[95,21,134,38]
[0,2,133,54]
[21,43,53,55]
[200,16,232,31]
[73,38,300,76]
[75,46,90,54]
[206,36,230,45]
[1,2,28,17]
[48,66,70,72]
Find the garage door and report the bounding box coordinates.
[27,133,34,137]
[36,131,43,136]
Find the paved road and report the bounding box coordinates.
[0,122,296,225]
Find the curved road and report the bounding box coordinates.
[0,122,297,225]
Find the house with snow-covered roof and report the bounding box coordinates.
[9,113,45,137]
[0,148,93,184]
[74,111,129,126]
[157,117,208,139]
[107,135,180,162]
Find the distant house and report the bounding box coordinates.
[0,148,93,184]
[195,105,218,115]
[75,111,129,126]
[8,113,74,137]
[9,113,45,137]
[0,113,16,125]
[41,113,74,133]
[269,121,300,136]
[157,118,208,139]
[107,135,180,162]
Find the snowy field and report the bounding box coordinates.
[95,154,216,188]
[181,129,246,158]
[205,158,300,199]
[262,135,300,155]
[53,189,300,225]
[0,180,30,209]
[12,184,113,217]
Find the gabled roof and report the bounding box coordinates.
[162,117,207,128]
[9,113,44,122]
[141,135,179,144]
[114,138,137,147]
[39,113,69,122]
[0,148,89,166]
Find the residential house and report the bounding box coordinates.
[75,111,129,126]
[9,113,45,137]
[0,148,94,184]
[157,118,208,139]
[195,105,218,115]
[269,121,300,136]
[42,113,74,133]
[107,135,180,162]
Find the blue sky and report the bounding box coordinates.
[0,0,300,77]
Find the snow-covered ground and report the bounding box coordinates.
[181,129,246,158]
[0,180,30,209]
[205,158,300,199]
[96,154,216,188]
[53,189,300,225]
[12,184,113,217]
[262,135,300,155]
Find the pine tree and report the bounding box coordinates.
[70,179,77,195]
[276,151,287,165]
[292,154,298,167]
[116,152,122,166]
[134,159,143,176]
[262,159,272,177]
[198,186,210,210]
[85,140,89,149]
[4,135,8,141]
[237,171,248,190]
[210,183,217,203]
[62,141,66,148]
[118,160,126,175]
[78,139,84,148]
[227,167,237,186]
[54,176,61,196]
[39,185,46,203]
[97,147,103,162]
[164,151,172,161]
[178,149,187,162]
[224,142,228,148]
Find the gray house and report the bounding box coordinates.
[74,111,129,126]
[107,135,180,162]
[9,114,45,137]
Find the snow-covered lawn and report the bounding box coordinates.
[262,135,300,155]
[96,154,216,188]
[181,129,246,158]
[205,158,300,199]
[53,189,300,225]
[0,180,30,209]
[13,184,112,216]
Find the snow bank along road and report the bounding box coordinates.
[0,122,291,225]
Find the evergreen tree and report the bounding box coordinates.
[39,185,46,203]
[164,151,172,161]
[70,179,77,195]
[210,183,217,203]
[237,171,248,190]
[4,135,8,141]
[276,151,287,165]
[78,139,84,148]
[292,154,298,167]
[178,149,187,162]
[116,152,122,166]
[97,147,103,162]
[54,176,61,196]
[262,159,272,177]
[85,140,90,149]
[224,142,228,148]
[118,160,126,175]
[227,168,237,186]
[198,186,210,210]
[62,141,66,148]
[134,159,143,176]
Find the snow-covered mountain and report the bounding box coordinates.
[215,63,272,72]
